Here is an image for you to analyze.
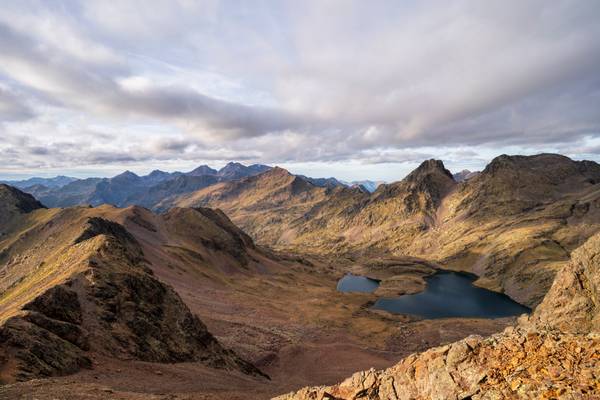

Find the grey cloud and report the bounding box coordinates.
[152,137,196,152]
[0,132,259,171]
[0,0,599,170]
[27,146,49,155]
[0,87,36,121]
[114,87,307,139]
[273,0,600,148]
[0,21,307,141]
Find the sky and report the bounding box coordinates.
[0,0,599,182]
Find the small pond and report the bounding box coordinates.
[337,273,380,293]
[337,271,530,319]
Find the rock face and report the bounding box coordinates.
[527,232,600,334]
[0,184,45,213]
[275,232,600,400]
[375,158,456,215]
[0,210,265,384]
[277,331,599,400]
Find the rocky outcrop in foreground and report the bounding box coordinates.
[276,329,598,399]
[275,232,600,399]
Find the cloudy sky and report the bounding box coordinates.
[1,0,599,181]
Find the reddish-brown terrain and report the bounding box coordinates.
[1,154,600,399]
[0,184,510,399]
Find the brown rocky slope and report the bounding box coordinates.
[0,187,265,384]
[275,231,600,399]
[171,154,600,307]
[164,166,367,246]
[0,186,515,399]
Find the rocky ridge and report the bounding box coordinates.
[0,191,265,384]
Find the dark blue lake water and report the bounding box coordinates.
[337,274,380,292]
[338,271,530,319]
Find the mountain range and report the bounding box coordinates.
[7,164,387,213]
[0,175,79,190]
[162,154,600,307]
[6,154,600,308]
[15,162,272,209]
[1,153,599,398]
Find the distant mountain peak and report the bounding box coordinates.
[342,180,384,193]
[218,162,245,173]
[188,165,218,176]
[217,162,271,180]
[405,159,454,183]
[148,169,168,177]
[114,170,140,180]
[298,174,345,189]
[453,169,479,182]
[0,184,46,225]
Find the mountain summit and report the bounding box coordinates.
[0,184,46,227]
[217,162,271,180]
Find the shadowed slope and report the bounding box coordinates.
[0,184,45,228]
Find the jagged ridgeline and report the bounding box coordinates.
[2,153,600,398]
[11,162,273,209]
[0,184,266,383]
[169,154,600,307]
